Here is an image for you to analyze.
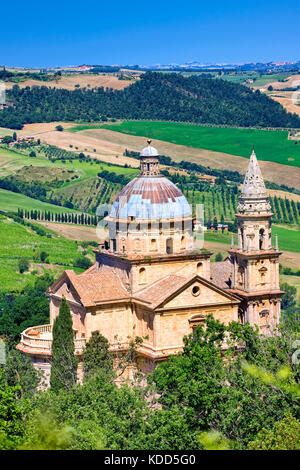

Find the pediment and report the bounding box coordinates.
[48,272,82,305]
[156,275,240,310]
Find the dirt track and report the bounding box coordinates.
[39,222,98,241]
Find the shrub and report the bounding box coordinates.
[40,251,49,263]
[74,256,93,270]
[18,259,29,273]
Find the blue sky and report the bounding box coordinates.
[1,0,299,67]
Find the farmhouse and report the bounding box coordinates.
[198,174,216,184]
[17,142,283,383]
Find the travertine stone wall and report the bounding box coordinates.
[131,257,211,293]
[49,284,86,337]
[231,255,280,293]
[113,218,194,256]
[86,303,134,344]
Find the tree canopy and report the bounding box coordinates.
[1,72,300,129]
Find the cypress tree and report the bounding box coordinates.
[50,297,78,393]
[83,331,113,381]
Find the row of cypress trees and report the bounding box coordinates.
[17,208,98,226]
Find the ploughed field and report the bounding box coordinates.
[76,121,300,168]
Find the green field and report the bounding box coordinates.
[0,214,89,292]
[219,72,292,87]
[70,121,300,168]
[0,188,80,214]
[271,225,300,253]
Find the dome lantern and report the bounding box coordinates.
[140,140,160,176]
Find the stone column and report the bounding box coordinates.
[270,300,274,332]
[275,260,280,290]
[245,261,250,292]
[254,302,258,325]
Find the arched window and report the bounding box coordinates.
[139,267,146,284]
[197,262,203,276]
[151,239,157,251]
[259,229,265,250]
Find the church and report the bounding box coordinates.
[17,141,283,381]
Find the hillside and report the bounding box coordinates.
[0,213,93,292]
[1,72,300,129]
[4,73,133,91]
[0,146,138,213]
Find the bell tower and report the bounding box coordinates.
[228,150,283,332]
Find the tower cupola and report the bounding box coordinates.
[237,149,271,215]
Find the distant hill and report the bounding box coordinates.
[1,72,300,129]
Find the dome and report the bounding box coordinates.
[140,145,159,157]
[110,176,192,220]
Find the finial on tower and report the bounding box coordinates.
[237,149,271,215]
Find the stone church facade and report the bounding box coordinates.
[17,142,283,382]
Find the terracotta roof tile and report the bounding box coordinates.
[49,266,130,307]
[135,274,188,309]
[210,259,232,289]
